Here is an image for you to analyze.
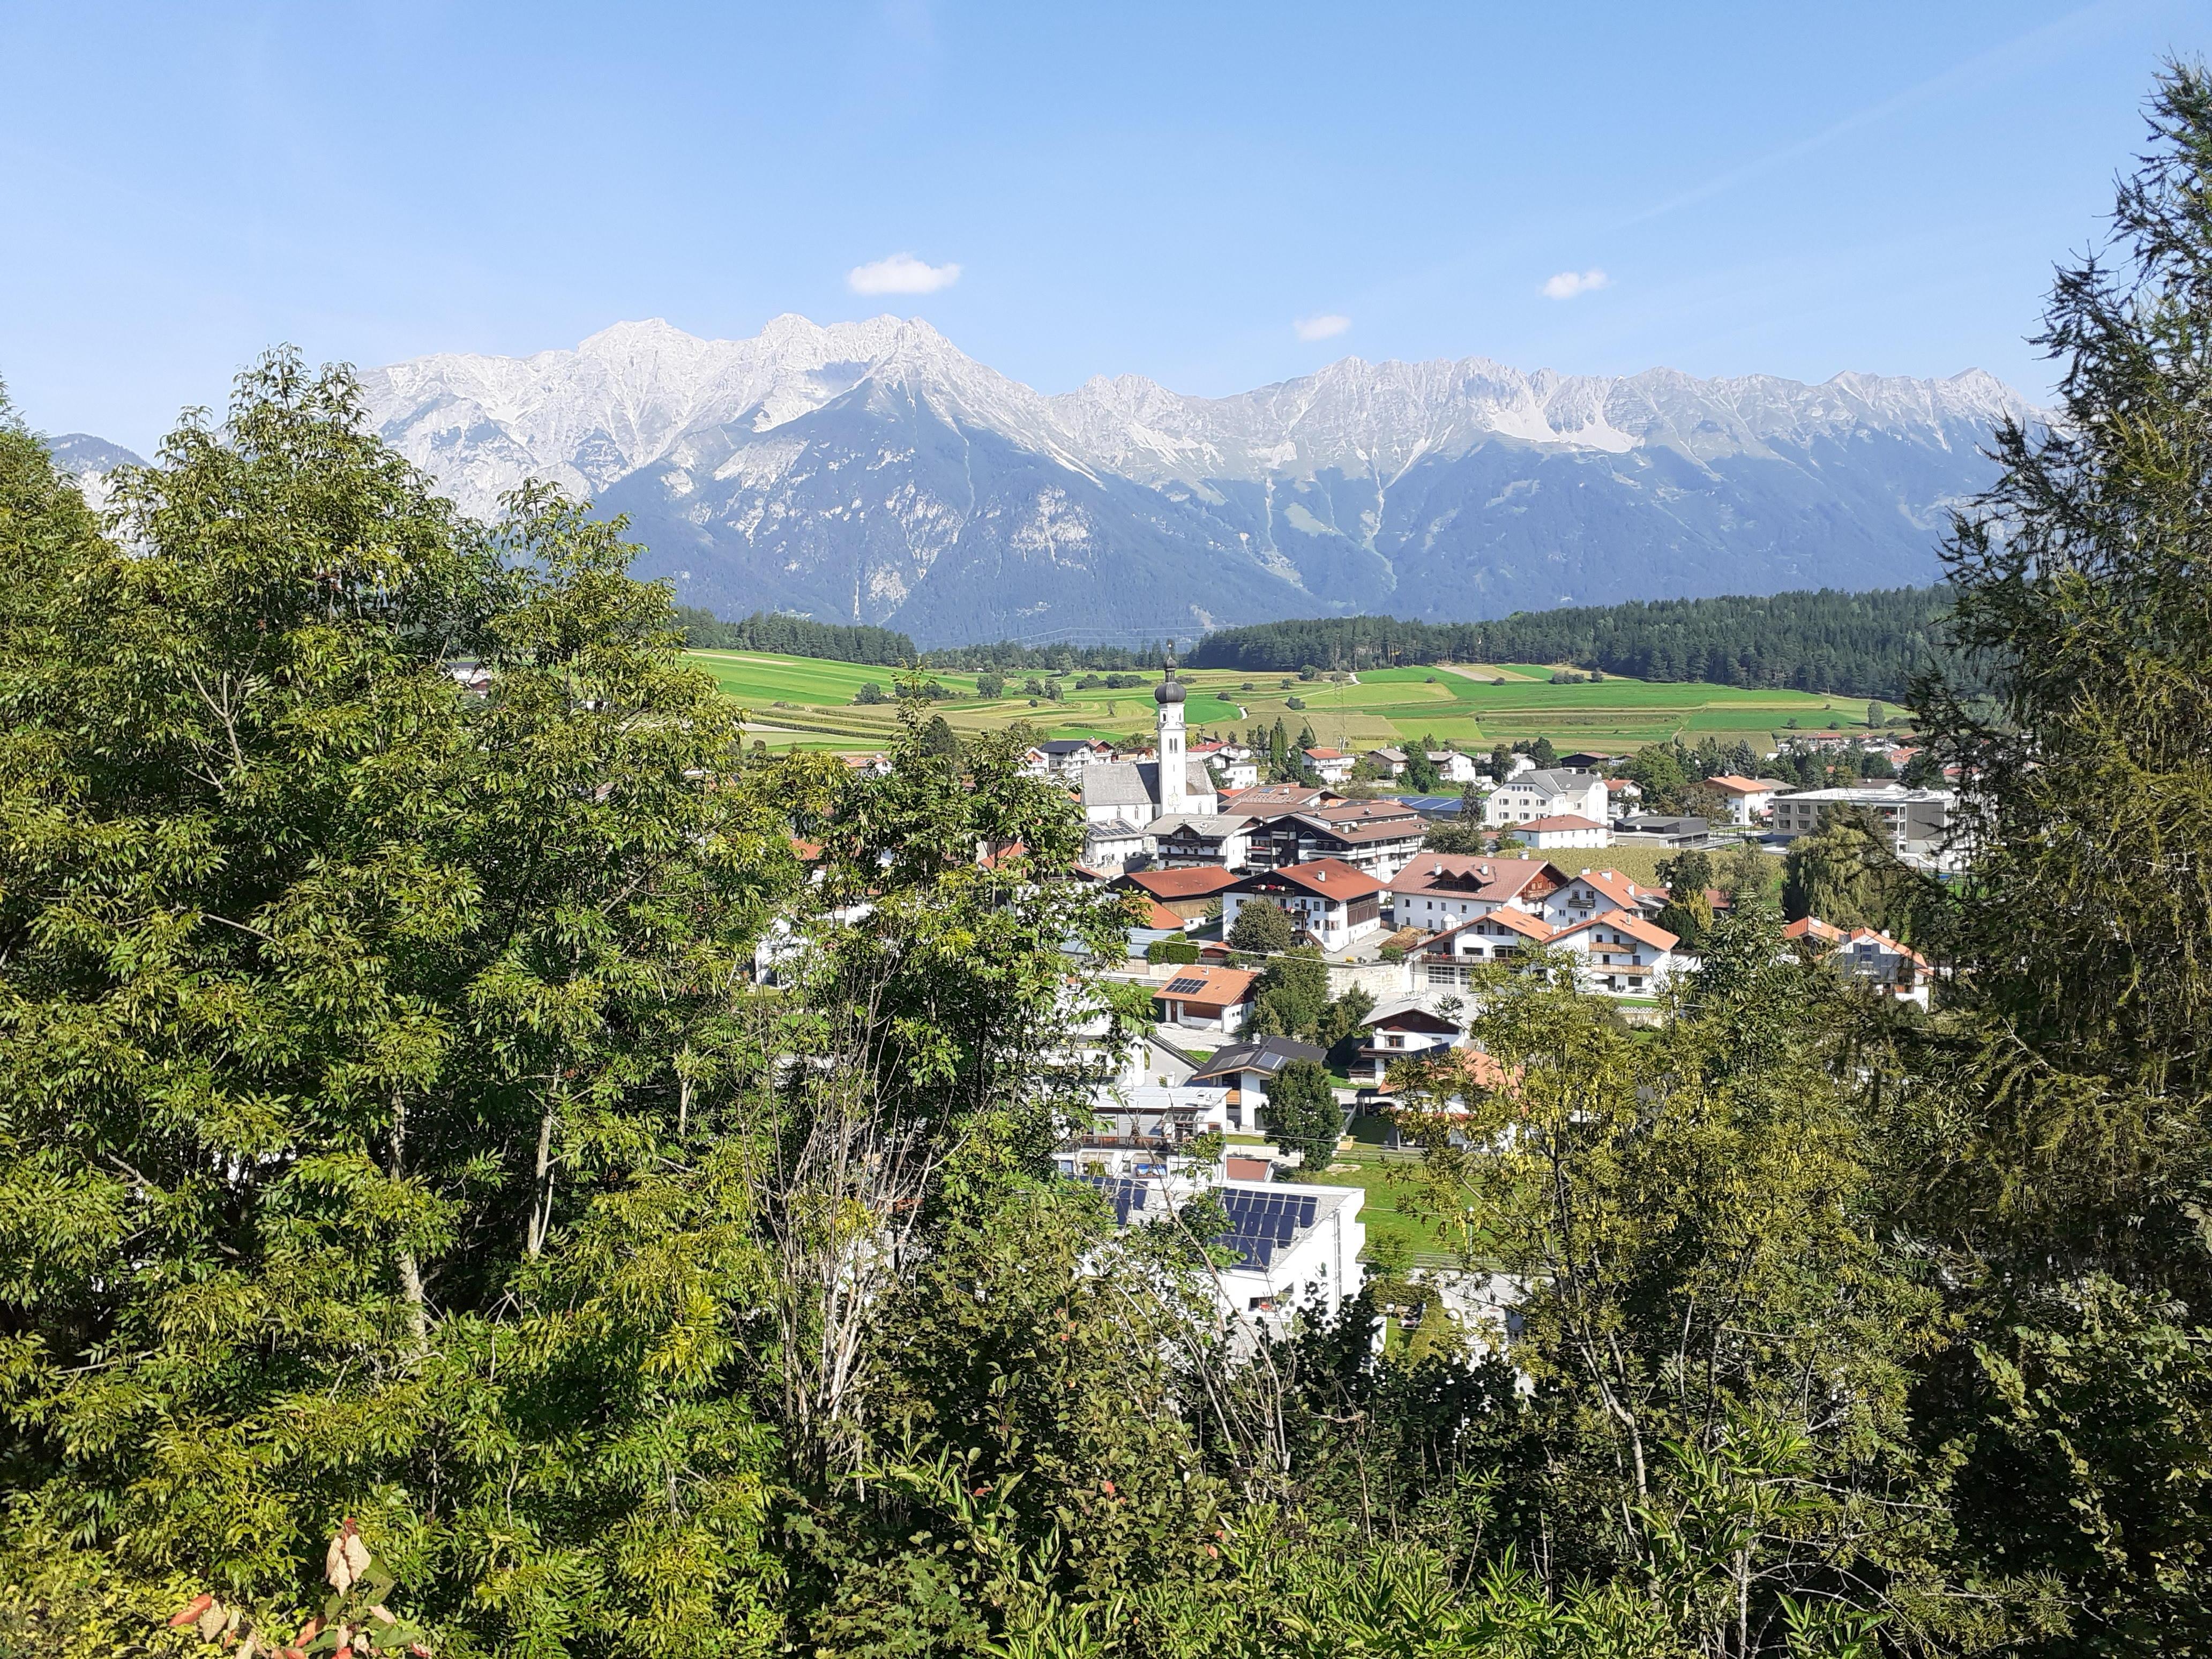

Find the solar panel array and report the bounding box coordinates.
[1213,1187,1319,1270]
[1077,1173,1152,1224]
[1162,975,1210,996]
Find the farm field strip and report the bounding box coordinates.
[685,649,1899,754]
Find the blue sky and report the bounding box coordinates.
[4,0,2209,451]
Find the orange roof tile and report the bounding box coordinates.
[1235,857,1386,900]
[1550,908,1680,952]
[1120,866,1243,900]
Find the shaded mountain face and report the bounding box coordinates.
[358,317,2030,647]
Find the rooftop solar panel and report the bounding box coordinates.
[1163,976,1210,996]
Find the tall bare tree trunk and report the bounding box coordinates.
[389,1087,429,1351]
[527,1092,557,1258]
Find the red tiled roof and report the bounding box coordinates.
[1703,773,1773,795]
[1119,866,1243,900]
[1550,907,1680,952]
[1783,916,1845,945]
[1565,868,1651,910]
[1841,926,1932,972]
[1520,814,1604,832]
[1304,747,1348,760]
[1151,964,1258,1012]
[1390,855,1564,902]
[1235,857,1386,901]
[1426,907,1555,951]
[1138,897,1187,930]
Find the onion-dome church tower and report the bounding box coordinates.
[1155,652,1187,816]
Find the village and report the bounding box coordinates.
[803,660,1953,1341]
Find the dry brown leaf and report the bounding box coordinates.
[326,1530,355,1594]
[196,1604,228,1641]
[170,1595,215,1630]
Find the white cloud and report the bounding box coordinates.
[1542,268,1610,301]
[847,252,963,295]
[1294,312,1351,341]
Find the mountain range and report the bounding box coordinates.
[55,318,2036,647]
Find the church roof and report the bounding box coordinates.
[1081,760,1215,810]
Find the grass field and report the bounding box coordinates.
[686,649,1904,756]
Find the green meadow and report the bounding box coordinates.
[685,649,1901,754]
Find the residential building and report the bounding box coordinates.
[1557,750,1625,771]
[1426,750,1483,784]
[1768,786,1955,856]
[1206,1178,1368,1330]
[838,751,893,777]
[1347,999,1464,1088]
[1149,812,1255,869]
[1364,746,1409,778]
[1080,663,1220,827]
[1213,756,1260,791]
[1152,963,1259,1032]
[1388,855,1567,933]
[1539,868,1663,929]
[1030,737,1114,779]
[1787,917,1934,1008]
[1515,813,1609,850]
[1187,1035,1329,1125]
[1246,800,1426,879]
[1604,777,1643,811]
[1303,747,1357,785]
[1613,813,1710,847]
[1220,859,1388,952]
[1082,1085,1233,1150]
[1081,818,1150,873]
[1116,865,1242,923]
[1701,774,1791,826]
[1418,908,1556,984]
[1484,768,1608,827]
[1546,910,1684,997]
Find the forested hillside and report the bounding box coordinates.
[3,64,2210,1659]
[674,604,917,664]
[1188,585,1952,700]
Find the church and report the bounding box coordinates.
[1080,660,1219,828]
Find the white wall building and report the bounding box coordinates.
[1515,813,1610,849]
[1485,769,1608,827]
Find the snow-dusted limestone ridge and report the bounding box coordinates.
[358,317,2037,646]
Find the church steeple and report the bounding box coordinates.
[1155,649,1187,814]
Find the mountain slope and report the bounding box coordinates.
[357,317,2032,647]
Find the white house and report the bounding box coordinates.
[1081,818,1152,873]
[1427,750,1483,784]
[1418,907,1557,986]
[1485,769,1608,828]
[1539,868,1662,929]
[1365,747,1409,778]
[1303,748,1357,786]
[1388,855,1567,933]
[1787,917,1934,1009]
[1514,813,1610,850]
[1187,1035,1329,1126]
[1701,773,1790,826]
[1547,909,1685,997]
[1081,664,1220,828]
[1029,738,1114,780]
[1221,860,1388,952]
[1151,963,1260,1032]
[1213,756,1260,791]
[1347,999,1464,1088]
